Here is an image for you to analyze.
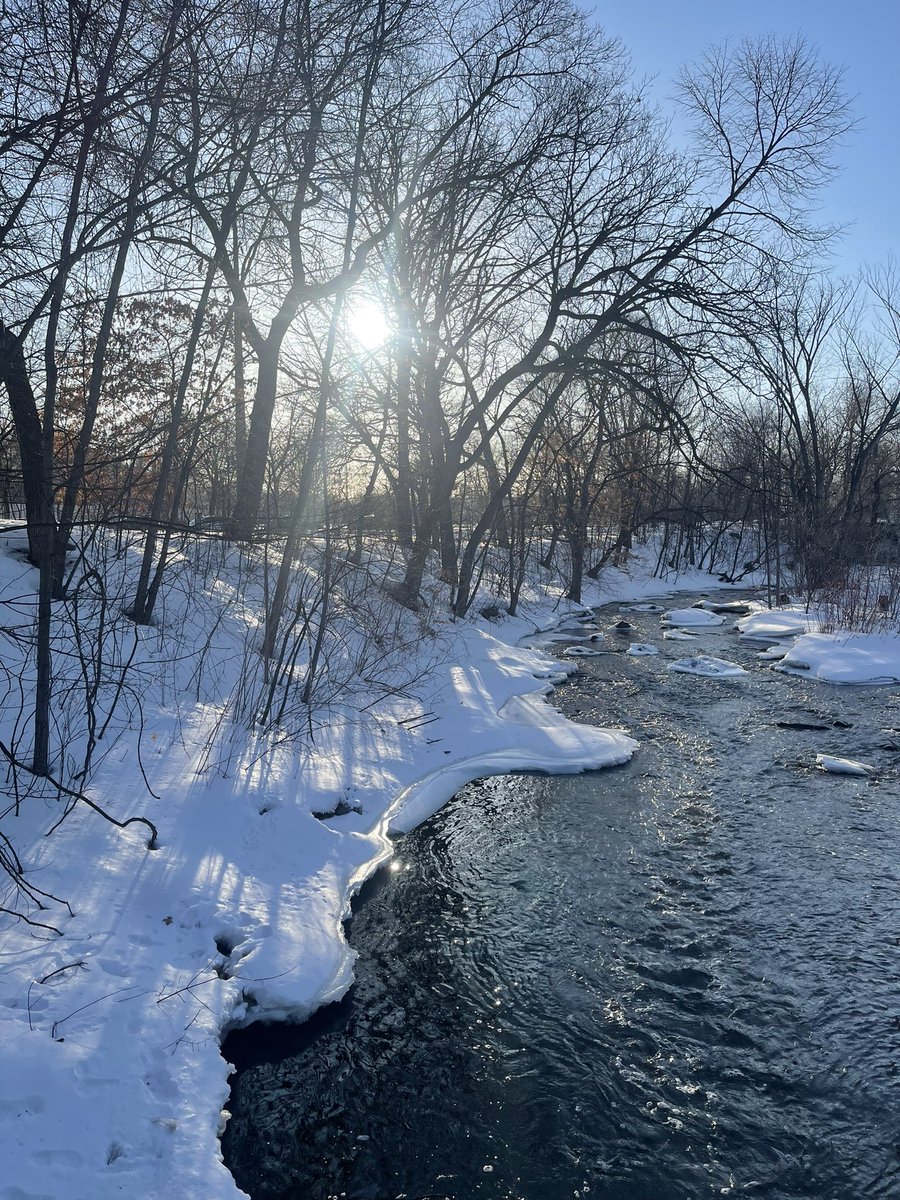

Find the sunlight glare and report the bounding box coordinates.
[345,299,392,350]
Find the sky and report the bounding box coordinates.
[592,1,899,275]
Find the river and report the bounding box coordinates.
[222,595,900,1200]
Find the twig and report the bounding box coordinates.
[0,740,158,849]
[3,905,63,937]
[50,984,145,1039]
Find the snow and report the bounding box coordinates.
[5,526,892,1200]
[695,598,753,615]
[815,753,875,776]
[626,643,659,656]
[776,632,900,685]
[7,535,724,1200]
[661,607,726,628]
[667,655,747,678]
[757,645,789,660]
[734,606,900,684]
[0,613,636,1200]
[736,606,816,642]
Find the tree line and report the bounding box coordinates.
[1,0,899,776]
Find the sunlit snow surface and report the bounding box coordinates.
[757,644,789,660]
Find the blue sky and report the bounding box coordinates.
[592,1,899,274]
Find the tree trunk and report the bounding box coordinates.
[566,526,585,602]
[229,335,284,540]
[0,322,56,567]
[130,261,217,623]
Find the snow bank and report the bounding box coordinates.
[0,529,766,1200]
[776,632,900,684]
[0,573,635,1200]
[736,606,816,642]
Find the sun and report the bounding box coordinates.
[345,298,392,350]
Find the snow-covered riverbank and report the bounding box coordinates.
[0,540,725,1200]
[2,537,896,1199]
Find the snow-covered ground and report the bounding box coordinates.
[1,536,897,1199]
[0,537,734,1200]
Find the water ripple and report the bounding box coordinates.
[223,594,900,1200]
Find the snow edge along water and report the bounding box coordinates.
[0,555,737,1200]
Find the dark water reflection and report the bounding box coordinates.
[222,596,900,1200]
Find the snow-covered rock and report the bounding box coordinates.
[736,607,815,642]
[757,645,789,661]
[815,753,874,776]
[661,608,726,628]
[668,655,747,677]
[696,598,754,615]
[608,619,637,634]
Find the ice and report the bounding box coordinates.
[668,655,747,677]
[626,643,659,656]
[815,753,874,776]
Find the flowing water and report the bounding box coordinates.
[222,595,900,1200]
